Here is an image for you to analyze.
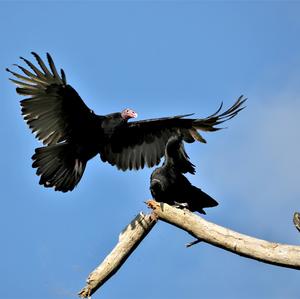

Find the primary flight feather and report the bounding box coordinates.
[7,52,246,192]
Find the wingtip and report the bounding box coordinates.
[46,52,53,61]
[238,95,248,105]
[60,68,67,84]
[31,51,41,59]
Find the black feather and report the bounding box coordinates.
[150,136,218,214]
[7,52,246,192]
[31,52,52,77]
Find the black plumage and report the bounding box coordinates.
[7,52,246,192]
[150,136,218,214]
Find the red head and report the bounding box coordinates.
[121,108,138,120]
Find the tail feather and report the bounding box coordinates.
[188,186,218,214]
[32,143,86,192]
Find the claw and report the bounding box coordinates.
[174,201,189,209]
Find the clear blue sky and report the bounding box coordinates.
[1,1,300,299]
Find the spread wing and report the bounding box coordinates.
[164,136,195,174]
[100,96,246,170]
[7,52,96,145]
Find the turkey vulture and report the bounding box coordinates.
[7,52,246,192]
[150,136,218,214]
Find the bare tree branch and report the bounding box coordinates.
[147,200,300,270]
[78,201,300,298]
[78,212,157,298]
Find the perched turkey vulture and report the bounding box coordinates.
[150,136,218,214]
[7,52,246,192]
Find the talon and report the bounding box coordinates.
[174,202,189,209]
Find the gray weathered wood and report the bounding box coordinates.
[78,212,157,298]
[147,200,300,270]
[78,202,300,298]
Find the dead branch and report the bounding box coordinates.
[78,212,157,298]
[147,200,300,270]
[78,202,300,298]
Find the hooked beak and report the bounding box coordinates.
[130,111,138,118]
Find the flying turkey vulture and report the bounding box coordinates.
[7,52,246,192]
[150,136,218,214]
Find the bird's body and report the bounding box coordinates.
[7,52,246,192]
[150,136,218,214]
[30,110,137,191]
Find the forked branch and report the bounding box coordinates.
[78,212,157,298]
[78,201,300,298]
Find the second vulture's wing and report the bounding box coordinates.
[100,96,246,171]
[163,136,195,174]
[7,52,97,145]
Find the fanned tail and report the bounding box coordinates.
[32,143,86,192]
[188,186,218,214]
